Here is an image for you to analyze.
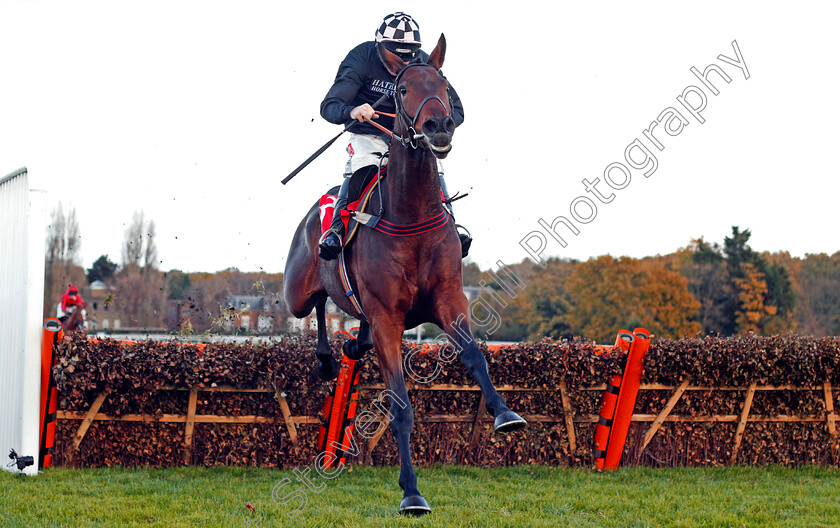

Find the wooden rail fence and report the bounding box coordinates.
[57,380,839,464]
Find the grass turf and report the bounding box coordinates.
[1,465,839,527]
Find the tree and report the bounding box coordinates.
[792,252,840,336]
[679,240,739,335]
[143,219,158,270]
[111,266,167,329]
[109,211,165,328]
[723,227,795,334]
[676,229,798,336]
[87,255,118,283]
[515,258,576,340]
[43,203,85,318]
[475,259,544,342]
[122,211,158,271]
[566,256,701,343]
[733,262,774,333]
[723,226,755,276]
[165,269,192,300]
[461,259,482,286]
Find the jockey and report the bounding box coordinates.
[318,12,472,261]
[58,284,86,322]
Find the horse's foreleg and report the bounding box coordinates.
[343,320,374,360]
[435,304,527,433]
[315,299,338,380]
[370,321,430,515]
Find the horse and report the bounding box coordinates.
[62,305,85,332]
[284,34,526,515]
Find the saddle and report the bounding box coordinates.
[318,167,386,250]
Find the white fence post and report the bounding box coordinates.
[0,167,47,476]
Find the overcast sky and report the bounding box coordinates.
[2,2,838,274]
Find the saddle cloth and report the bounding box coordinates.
[318,168,385,247]
[318,167,450,250]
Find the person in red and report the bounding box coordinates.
[58,284,86,323]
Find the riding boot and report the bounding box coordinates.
[318,178,351,261]
[439,170,472,259]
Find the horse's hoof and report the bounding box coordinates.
[317,357,339,381]
[399,495,431,516]
[342,338,365,360]
[494,410,527,433]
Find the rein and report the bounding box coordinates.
[363,62,451,149]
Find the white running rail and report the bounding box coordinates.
[0,167,47,475]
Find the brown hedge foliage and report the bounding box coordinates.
[52,333,840,468]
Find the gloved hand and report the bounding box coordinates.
[350,103,379,123]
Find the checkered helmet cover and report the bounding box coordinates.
[374,12,421,45]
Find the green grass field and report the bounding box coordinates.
[2,465,839,527]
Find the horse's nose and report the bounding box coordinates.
[421,116,456,138]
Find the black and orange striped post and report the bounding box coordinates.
[39,319,63,468]
[318,354,363,469]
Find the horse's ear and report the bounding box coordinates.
[378,43,407,76]
[427,34,446,70]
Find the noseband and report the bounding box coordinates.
[392,63,451,149]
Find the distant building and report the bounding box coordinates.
[287,298,361,335]
[165,286,484,336]
[463,285,491,302]
[85,280,120,331]
[221,295,275,333]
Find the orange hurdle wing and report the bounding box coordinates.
[593,331,634,469]
[39,319,63,468]
[603,328,650,469]
[318,354,363,469]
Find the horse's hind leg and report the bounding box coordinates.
[343,320,373,360]
[315,298,339,380]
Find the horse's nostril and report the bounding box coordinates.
[443,117,455,135]
[422,119,439,136]
[423,117,455,137]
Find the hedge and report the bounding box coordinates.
[51,333,840,468]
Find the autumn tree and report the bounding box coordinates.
[513,258,576,340]
[566,256,701,343]
[733,262,775,332]
[723,227,795,334]
[470,259,542,342]
[676,228,796,335]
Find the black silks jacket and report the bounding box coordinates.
[320,41,464,139]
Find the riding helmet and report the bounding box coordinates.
[375,12,421,61]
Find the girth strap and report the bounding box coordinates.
[373,210,450,237]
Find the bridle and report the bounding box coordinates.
[365,62,451,150]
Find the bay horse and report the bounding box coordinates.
[62,305,85,332]
[284,34,526,515]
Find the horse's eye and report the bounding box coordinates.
[399,85,407,96]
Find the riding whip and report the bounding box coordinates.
[282,94,390,185]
